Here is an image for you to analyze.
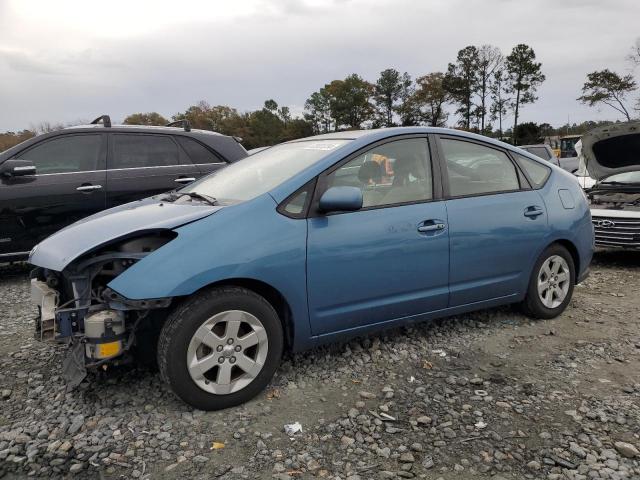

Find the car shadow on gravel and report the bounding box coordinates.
[592,249,640,268]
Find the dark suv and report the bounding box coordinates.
[0,116,247,261]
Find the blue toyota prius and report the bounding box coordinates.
[29,127,594,410]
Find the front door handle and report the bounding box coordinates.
[524,206,544,218]
[76,184,102,192]
[418,222,446,233]
[175,177,196,184]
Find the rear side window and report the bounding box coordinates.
[176,137,223,164]
[441,139,520,197]
[17,134,103,174]
[515,154,551,188]
[524,146,551,160]
[112,134,179,169]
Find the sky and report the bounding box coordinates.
[0,0,639,132]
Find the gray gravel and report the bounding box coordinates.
[0,252,639,480]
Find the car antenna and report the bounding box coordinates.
[90,115,111,128]
[166,120,191,132]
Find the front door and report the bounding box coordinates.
[106,133,201,208]
[0,133,106,256]
[306,137,449,336]
[438,136,550,306]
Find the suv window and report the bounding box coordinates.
[441,139,520,197]
[16,134,103,174]
[523,146,551,160]
[176,137,223,164]
[325,138,432,208]
[514,154,551,188]
[112,134,179,169]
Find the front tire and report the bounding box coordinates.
[158,286,283,410]
[521,244,575,319]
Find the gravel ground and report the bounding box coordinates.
[0,252,639,480]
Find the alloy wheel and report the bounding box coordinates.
[186,310,269,395]
[537,255,571,309]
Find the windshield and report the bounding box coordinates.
[600,171,640,184]
[181,139,350,203]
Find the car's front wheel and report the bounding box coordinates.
[521,244,575,319]
[158,286,283,410]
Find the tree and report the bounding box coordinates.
[628,37,640,66]
[324,74,375,129]
[395,74,420,126]
[304,89,333,134]
[476,45,503,134]
[489,68,510,139]
[413,72,449,126]
[514,122,541,144]
[578,69,637,121]
[444,46,480,129]
[263,99,278,112]
[505,44,545,145]
[373,68,406,127]
[123,112,168,126]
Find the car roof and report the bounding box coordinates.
[65,124,224,136]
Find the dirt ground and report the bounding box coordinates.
[0,251,638,480]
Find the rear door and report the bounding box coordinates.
[106,133,201,207]
[0,133,106,256]
[437,136,550,306]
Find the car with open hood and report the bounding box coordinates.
[582,121,640,249]
[28,127,593,410]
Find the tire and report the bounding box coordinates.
[157,286,283,410]
[521,244,575,319]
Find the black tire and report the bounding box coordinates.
[157,286,283,410]
[521,243,575,319]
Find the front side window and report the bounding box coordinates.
[325,138,433,208]
[17,134,103,174]
[112,135,179,169]
[441,139,520,197]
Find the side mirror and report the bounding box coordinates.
[0,159,36,177]
[319,186,363,213]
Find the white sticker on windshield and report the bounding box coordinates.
[302,142,343,151]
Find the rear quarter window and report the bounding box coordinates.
[176,137,224,164]
[514,153,551,188]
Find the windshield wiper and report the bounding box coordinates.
[599,181,629,185]
[178,191,218,206]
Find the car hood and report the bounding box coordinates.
[29,196,222,271]
[581,121,640,180]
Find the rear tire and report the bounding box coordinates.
[157,286,283,410]
[521,244,575,319]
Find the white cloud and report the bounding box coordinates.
[0,0,638,130]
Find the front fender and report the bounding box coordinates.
[107,194,312,348]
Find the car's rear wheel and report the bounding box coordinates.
[158,286,283,410]
[521,244,575,319]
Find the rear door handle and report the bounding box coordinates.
[175,177,196,184]
[76,184,102,192]
[417,222,446,233]
[524,206,544,218]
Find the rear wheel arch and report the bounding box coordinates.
[551,239,580,281]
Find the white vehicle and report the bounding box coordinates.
[581,122,640,249]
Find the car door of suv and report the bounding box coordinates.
[305,136,449,336]
[0,133,106,257]
[437,136,550,306]
[106,133,201,207]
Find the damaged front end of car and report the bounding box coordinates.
[30,231,176,387]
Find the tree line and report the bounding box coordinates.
[2,39,639,152]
